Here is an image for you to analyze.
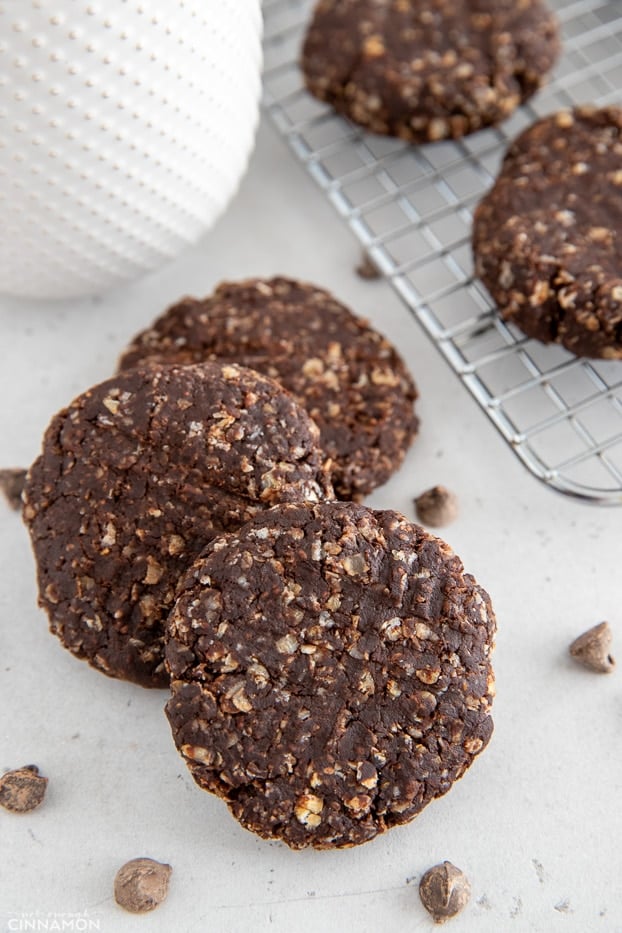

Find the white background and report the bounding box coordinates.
[1,118,621,933]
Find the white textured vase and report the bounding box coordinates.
[0,0,263,299]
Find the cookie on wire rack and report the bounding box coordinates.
[473,106,622,359]
[301,0,560,142]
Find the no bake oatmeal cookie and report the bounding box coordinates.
[473,107,622,359]
[302,0,560,142]
[165,501,496,848]
[23,363,333,687]
[119,277,418,500]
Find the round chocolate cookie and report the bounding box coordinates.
[165,501,496,849]
[118,277,419,501]
[301,0,560,143]
[23,363,333,688]
[473,107,622,359]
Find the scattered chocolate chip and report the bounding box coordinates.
[419,861,471,924]
[0,765,48,813]
[569,622,615,674]
[114,858,172,914]
[355,252,381,280]
[0,468,27,511]
[414,485,458,527]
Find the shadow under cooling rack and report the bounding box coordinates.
[262,0,622,504]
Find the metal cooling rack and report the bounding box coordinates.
[262,0,622,504]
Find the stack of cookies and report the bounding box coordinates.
[23,277,496,848]
[20,0,619,854]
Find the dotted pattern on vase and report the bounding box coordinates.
[0,0,263,299]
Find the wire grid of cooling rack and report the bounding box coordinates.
[262,0,622,504]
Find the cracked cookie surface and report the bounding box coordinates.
[118,277,419,500]
[165,501,496,848]
[301,0,559,142]
[473,107,622,359]
[23,363,333,688]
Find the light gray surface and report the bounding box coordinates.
[1,119,621,933]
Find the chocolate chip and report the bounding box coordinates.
[355,253,381,280]
[419,861,471,924]
[0,765,48,813]
[0,468,27,511]
[114,858,172,913]
[569,622,616,674]
[414,485,458,527]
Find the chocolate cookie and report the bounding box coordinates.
[301,0,560,143]
[473,107,622,359]
[165,501,496,849]
[118,277,419,500]
[23,363,333,688]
